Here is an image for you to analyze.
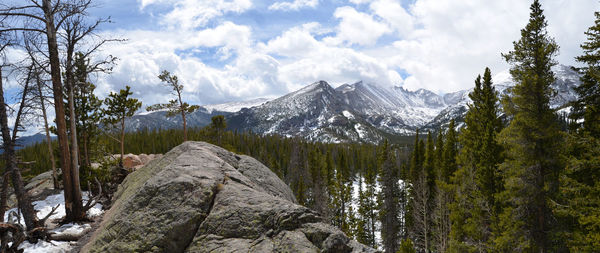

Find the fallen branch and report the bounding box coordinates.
[38,204,60,225]
[0,222,25,252]
[83,177,102,213]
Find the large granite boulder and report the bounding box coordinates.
[83,141,376,252]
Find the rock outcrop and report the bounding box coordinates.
[83,141,376,252]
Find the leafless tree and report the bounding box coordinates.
[0,0,115,222]
[0,44,42,233]
[59,13,119,171]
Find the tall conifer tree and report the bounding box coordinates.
[378,139,400,252]
[434,120,457,253]
[449,68,503,252]
[558,10,600,252]
[498,1,562,251]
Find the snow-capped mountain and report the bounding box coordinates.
[203,98,271,113]
[227,81,384,143]
[422,64,580,131]
[125,65,580,143]
[124,98,271,132]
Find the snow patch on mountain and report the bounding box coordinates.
[203,97,271,113]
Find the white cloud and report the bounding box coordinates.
[377,0,599,93]
[95,21,258,105]
[326,6,390,46]
[92,0,600,109]
[268,0,319,11]
[141,0,252,29]
[262,24,402,91]
[369,0,414,36]
[349,0,373,4]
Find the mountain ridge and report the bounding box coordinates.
[123,65,580,143]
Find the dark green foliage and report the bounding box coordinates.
[398,238,417,253]
[308,146,329,219]
[434,120,457,253]
[102,86,142,126]
[146,70,199,117]
[408,131,432,252]
[356,146,378,248]
[497,1,564,251]
[70,53,106,188]
[441,120,457,182]
[571,11,600,138]
[102,85,142,165]
[210,115,227,145]
[449,68,504,252]
[557,10,600,252]
[378,139,401,252]
[557,135,600,251]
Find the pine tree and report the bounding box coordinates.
[423,132,436,195]
[408,131,431,252]
[210,115,227,145]
[409,130,424,182]
[354,148,377,248]
[72,53,104,169]
[146,70,199,142]
[308,146,329,220]
[378,139,400,252]
[571,11,600,138]
[497,1,563,251]
[332,149,354,236]
[557,10,600,252]
[449,68,503,252]
[102,86,142,166]
[356,174,371,245]
[433,120,457,253]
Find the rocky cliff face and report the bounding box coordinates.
[83,141,376,253]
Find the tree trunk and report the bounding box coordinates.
[0,170,9,222]
[120,117,125,166]
[37,77,58,189]
[178,92,187,142]
[83,133,89,168]
[42,0,82,222]
[66,49,83,220]
[0,68,39,230]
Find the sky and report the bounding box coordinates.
[68,0,600,106]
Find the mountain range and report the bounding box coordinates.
[126,65,580,143]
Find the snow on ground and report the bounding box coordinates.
[342,110,354,120]
[4,191,103,223]
[4,191,103,253]
[351,177,382,247]
[17,240,73,253]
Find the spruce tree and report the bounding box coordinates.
[102,86,142,166]
[449,68,503,252]
[423,132,436,194]
[356,174,372,246]
[498,1,563,251]
[408,131,431,252]
[434,120,457,253]
[378,139,400,252]
[557,10,600,252]
[571,11,600,138]
[308,147,329,220]
[363,150,378,248]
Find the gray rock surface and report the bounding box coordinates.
[83,141,377,253]
[3,169,59,209]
